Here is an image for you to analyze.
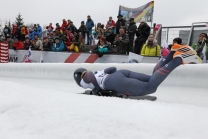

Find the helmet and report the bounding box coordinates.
[129,59,139,63]
[73,68,87,86]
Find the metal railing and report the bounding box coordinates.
[161,23,208,46]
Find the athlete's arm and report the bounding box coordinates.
[83,71,100,94]
[104,67,117,74]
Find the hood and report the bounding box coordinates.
[145,39,158,47]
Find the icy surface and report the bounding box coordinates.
[0,63,208,139]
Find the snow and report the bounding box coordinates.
[0,63,208,139]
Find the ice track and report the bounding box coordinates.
[0,63,207,139]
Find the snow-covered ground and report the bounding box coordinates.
[0,63,208,139]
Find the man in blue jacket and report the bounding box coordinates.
[52,37,64,52]
[86,15,94,45]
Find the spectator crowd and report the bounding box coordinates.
[1,14,208,59]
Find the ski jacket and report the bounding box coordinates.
[98,44,108,53]
[141,40,161,56]
[80,67,117,94]
[12,25,17,34]
[127,22,137,36]
[12,41,24,50]
[192,42,208,60]
[86,19,94,31]
[106,20,116,28]
[37,26,42,37]
[28,31,35,41]
[136,23,150,39]
[116,19,126,34]
[52,41,64,52]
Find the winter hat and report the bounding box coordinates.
[140,18,146,23]
[81,21,85,24]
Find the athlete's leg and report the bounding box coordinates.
[119,69,151,82]
[104,57,182,96]
[152,51,175,73]
[146,57,182,94]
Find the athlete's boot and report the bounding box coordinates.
[171,43,202,64]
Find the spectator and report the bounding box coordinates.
[28,28,35,41]
[33,24,37,30]
[21,25,27,41]
[140,33,161,56]
[41,36,53,51]
[86,15,94,45]
[7,36,13,49]
[134,18,150,54]
[52,37,64,52]
[46,23,54,35]
[94,37,109,57]
[55,23,61,31]
[114,28,129,54]
[106,28,116,46]
[37,24,42,37]
[95,23,105,35]
[32,35,43,50]
[106,16,116,29]
[3,24,11,40]
[167,37,182,51]
[127,18,137,53]
[95,32,104,46]
[14,26,22,41]
[11,24,17,39]
[116,14,126,35]
[61,19,68,34]
[67,21,77,34]
[79,21,88,41]
[24,37,34,50]
[62,34,72,51]
[70,30,81,52]
[192,33,208,59]
[12,38,24,50]
[33,27,40,38]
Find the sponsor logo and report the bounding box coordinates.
[9,55,18,62]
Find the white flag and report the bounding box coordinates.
[40,52,43,63]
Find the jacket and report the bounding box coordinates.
[24,42,34,50]
[136,23,150,39]
[98,44,108,53]
[192,41,208,59]
[79,25,88,37]
[37,26,42,37]
[116,19,126,34]
[28,31,35,41]
[86,19,94,31]
[12,25,17,34]
[106,20,116,28]
[52,41,64,52]
[141,39,161,56]
[127,22,137,37]
[43,42,53,51]
[12,41,24,50]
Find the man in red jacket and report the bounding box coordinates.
[12,38,24,50]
